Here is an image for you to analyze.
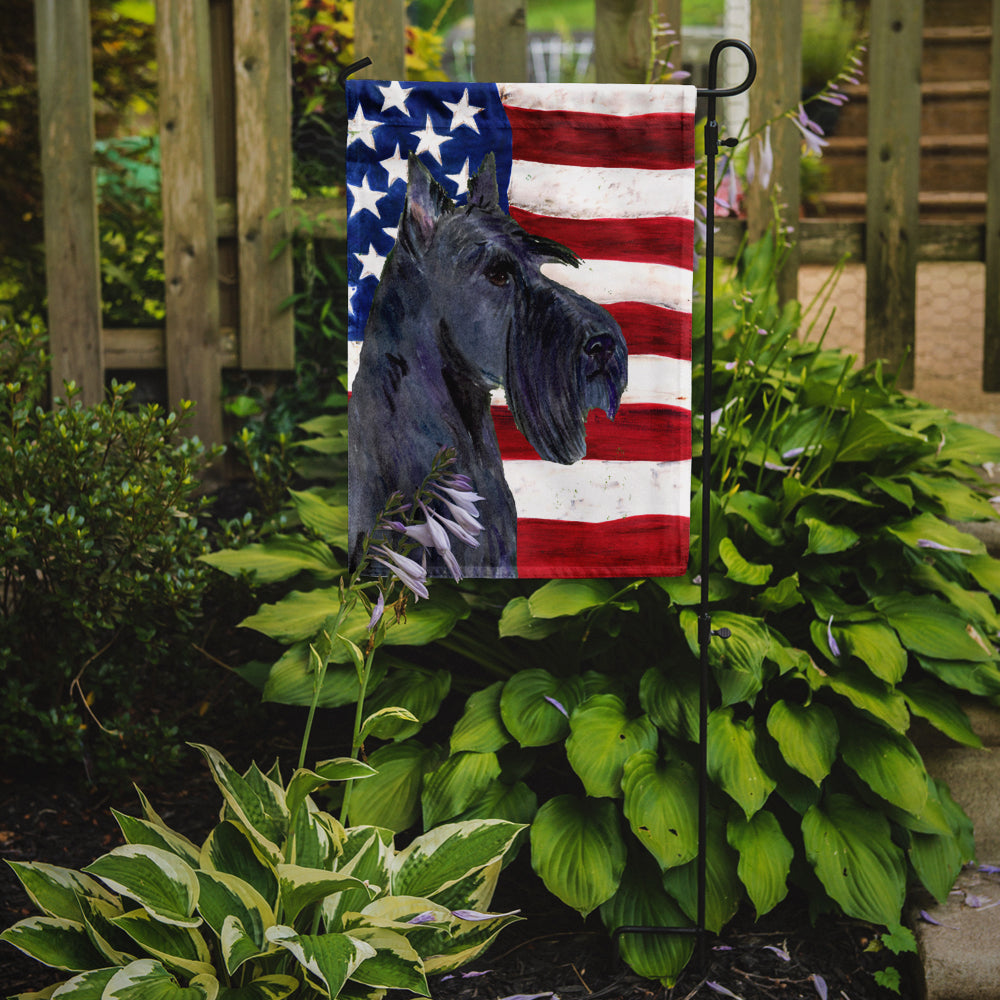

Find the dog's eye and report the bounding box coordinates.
[484,262,511,287]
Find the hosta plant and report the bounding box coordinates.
[1,743,523,999]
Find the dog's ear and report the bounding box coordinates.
[468,152,500,211]
[401,154,452,254]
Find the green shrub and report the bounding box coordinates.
[1,743,524,998]
[0,317,220,783]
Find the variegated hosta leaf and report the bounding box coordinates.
[566,695,658,799]
[421,906,523,975]
[112,810,202,868]
[450,681,511,754]
[621,751,699,871]
[707,707,776,819]
[727,810,793,917]
[102,958,218,999]
[83,845,200,928]
[529,795,626,917]
[285,760,375,824]
[345,926,429,995]
[499,670,585,747]
[765,700,838,786]
[0,915,107,971]
[110,908,214,978]
[265,926,375,998]
[195,871,274,974]
[391,820,524,901]
[4,861,118,922]
[190,745,288,863]
[276,864,375,925]
[78,894,136,966]
[838,718,929,817]
[802,793,906,926]
[323,829,393,931]
[421,751,502,829]
[424,859,501,916]
[200,822,278,910]
[43,966,118,997]
[214,974,300,1000]
[599,854,694,987]
[288,801,343,870]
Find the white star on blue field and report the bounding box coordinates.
[346,81,518,342]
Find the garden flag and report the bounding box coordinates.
[346,80,695,579]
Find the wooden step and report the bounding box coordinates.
[813,190,987,222]
[922,25,993,83]
[922,0,991,28]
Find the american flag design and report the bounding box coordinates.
[346,80,695,578]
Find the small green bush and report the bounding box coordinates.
[0,317,220,783]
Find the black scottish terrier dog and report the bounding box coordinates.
[348,153,627,577]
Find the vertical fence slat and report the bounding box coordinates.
[983,0,1000,390]
[157,0,223,445]
[594,0,654,84]
[233,0,294,369]
[746,0,801,304]
[864,0,923,389]
[474,0,527,82]
[354,0,406,79]
[659,0,682,75]
[34,0,103,405]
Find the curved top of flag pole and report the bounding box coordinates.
[697,38,756,100]
[337,57,373,91]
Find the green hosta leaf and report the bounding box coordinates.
[835,410,927,463]
[874,594,995,662]
[808,661,910,732]
[727,811,793,917]
[802,793,906,926]
[886,512,985,556]
[527,578,618,617]
[453,779,538,827]
[4,862,118,922]
[835,621,907,684]
[599,853,694,987]
[241,589,343,644]
[906,472,998,522]
[680,610,770,706]
[530,795,626,917]
[803,517,859,556]
[935,421,1000,464]
[261,643,386,709]
[451,682,511,754]
[190,746,287,862]
[916,655,1000,697]
[200,535,342,584]
[866,474,914,509]
[393,820,524,901]
[497,596,564,639]
[901,680,983,748]
[83,846,200,928]
[565,695,658,798]
[195,871,273,974]
[718,537,772,585]
[421,751,502,828]
[103,959,218,1000]
[967,553,1000,597]
[661,811,741,933]
[362,667,451,740]
[499,670,584,747]
[111,908,214,978]
[200,822,278,910]
[724,490,784,545]
[216,975,299,1000]
[265,926,375,997]
[654,573,737,606]
[277,865,374,925]
[755,573,804,614]
[360,706,421,742]
[346,926,429,994]
[910,562,1000,632]
[909,827,965,905]
[621,751,698,871]
[288,489,349,544]
[347,740,441,832]
[112,812,201,868]
[765,700,838,786]
[839,718,929,816]
[0,916,107,971]
[639,664,699,742]
[707,708,776,818]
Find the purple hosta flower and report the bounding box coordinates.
[747,124,774,191]
[979,864,1000,874]
[827,615,841,658]
[812,974,828,1000]
[407,911,438,925]
[451,908,521,921]
[367,590,385,631]
[763,944,791,962]
[715,157,742,216]
[371,545,429,600]
[791,104,829,157]
[544,695,569,718]
[917,538,973,555]
[706,982,742,999]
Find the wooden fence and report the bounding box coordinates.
[33,0,1000,445]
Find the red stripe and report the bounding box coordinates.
[493,405,691,462]
[504,106,695,171]
[605,301,692,360]
[516,515,690,578]
[508,209,694,269]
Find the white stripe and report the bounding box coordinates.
[504,459,692,521]
[509,161,694,220]
[499,82,697,118]
[540,259,692,312]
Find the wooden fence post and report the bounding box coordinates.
[157,0,223,445]
[354,0,406,79]
[864,0,923,389]
[233,0,294,370]
[594,0,653,84]
[474,0,527,82]
[983,0,1000,390]
[746,0,801,306]
[34,0,104,405]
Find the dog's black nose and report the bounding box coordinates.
[584,333,615,370]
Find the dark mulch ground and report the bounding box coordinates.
[1,743,915,1000]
